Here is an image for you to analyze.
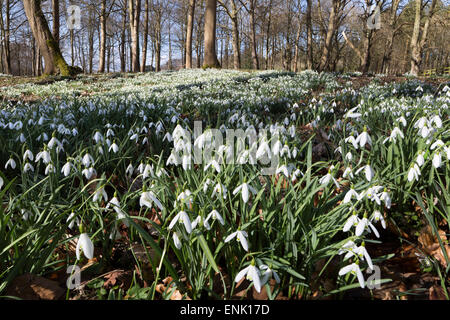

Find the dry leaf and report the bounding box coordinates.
[6,274,65,300]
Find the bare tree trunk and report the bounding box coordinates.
[88,6,94,73]
[381,0,400,74]
[120,5,127,72]
[1,0,11,74]
[306,0,313,69]
[128,0,141,72]
[141,0,149,72]
[265,0,272,70]
[204,0,220,67]
[410,0,437,76]
[249,0,259,69]
[230,14,240,69]
[318,0,338,72]
[98,0,107,72]
[186,0,196,68]
[22,0,72,76]
[168,22,173,70]
[52,0,59,45]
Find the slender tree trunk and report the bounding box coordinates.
[168,23,173,70]
[1,0,11,74]
[265,0,272,70]
[128,0,141,72]
[293,20,301,72]
[141,0,149,72]
[249,0,259,69]
[22,0,72,76]
[306,0,313,69]
[120,5,127,72]
[410,0,437,75]
[203,0,220,67]
[380,0,400,74]
[98,0,107,72]
[186,0,196,68]
[230,15,241,69]
[318,0,338,72]
[52,0,59,45]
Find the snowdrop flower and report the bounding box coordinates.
[23,149,34,162]
[319,166,340,189]
[93,186,108,203]
[173,232,182,249]
[432,152,442,168]
[212,183,227,200]
[0,176,3,190]
[345,136,358,149]
[82,153,95,167]
[430,139,444,151]
[345,152,353,161]
[380,189,391,209]
[260,265,281,285]
[107,196,128,226]
[355,127,372,148]
[45,163,56,175]
[343,187,359,204]
[106,128,115,137]
[182,154,192,170]
[431,115,442,128]
[204,209,225,229]
[130,133,139,142]
[370,210,386,229]
[168,210,192,234]
[35,148,51,164]
[356,213,380,238]
[140,189,163,211]
[48,135,63,151]
[137,162,145,174]
[345,107,362,119]
[291,168,303,182]
[61,161,73,177]
[338,262,365,289]
[338,240,358,259]
[235,261,261,293]
[126,163,134,176]
[343,167,354,179]
[271,139,283,157]
[225,229,249,251]
[233,182,257,204]
[166,152,180,166]
[203,178,212,193]
[109,141,119,153]
[76,233,94,260]
[82,167,96,180]
[355,163,374,182]
[396,116,407,127]
[177,190,193,207]
[5,157,16,170]
[356,243,373,270]
[23,162,34,173]
[416,151,425,167]
[280,144,291,158]
[142,163,154,179]
[383,127,404,144]
[343,211,360,232]
[276,164,289,178]
[191,215,208,230]
[67,211,80,230]
[292,146,299,159]
[93,131,103,144]
[204,159,221,173]
[407,163,421,182]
